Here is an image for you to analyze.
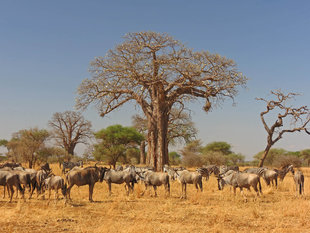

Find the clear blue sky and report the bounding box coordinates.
[1,1,310,160]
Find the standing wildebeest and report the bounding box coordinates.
[175,170,202,199]
[66,165,107,202]
[11,168,31,198]
[274,164,295,181]
[62,161,84,174]
[196,167,209,181]
[140,171,170,197]
[293,170,304,195]
[36,169,51,198]
[0,171,24,202]
[0,162,21,169]
[103,165,136,195]
[218,171,262,199]
[262,169,278,187]
[43,175,67,200]
[219,165,239,175]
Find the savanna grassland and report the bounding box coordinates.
[0,164,310,233]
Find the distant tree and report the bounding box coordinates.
[7,128,49,168]
[253,148,287,166]
[168,151,181,165]
[181,140,203,167]
[76,31,247,171]
[226,153,245,165]
[300,149,310,166]
[256,90,310,167]
[93,125,144,168]
[49,111,92,158]
[201,141,232,155]
[201,151,227,165]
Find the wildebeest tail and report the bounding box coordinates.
[16,176,24,193]
[299,183,302,195]
[62,182,67,197]
[26,173,31,191]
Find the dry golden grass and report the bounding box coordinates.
[1,164,310,232]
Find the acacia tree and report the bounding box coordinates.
[93,124,144,168]
[76,31,247,171]
[257,90,310,167]
[48,111,92,158]
[7,128,49,168]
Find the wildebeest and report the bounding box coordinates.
[219,165,239,175]
[66,165,107,202]
[262,169,278,187]
[175,170,202,199]
[293,170,304,195]
[218,171,262,199]
[202,165,220,177]
[11,169,31,198]
[0,170,25,202]
[43,175,67,200]
[274,164,295,181]
[196,167,210,181]
[0,162,21,169]
[103,165,136,195]
[140,171,170,197]
[36,169,51,198]
[62,161,83,174]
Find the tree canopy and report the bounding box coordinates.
[76,31,247,171]
[93,124,144,168]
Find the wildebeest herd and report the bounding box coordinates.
[0,161,305,203]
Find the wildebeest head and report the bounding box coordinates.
[99,167,109,182]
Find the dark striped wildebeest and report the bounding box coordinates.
[274,164,295,182]
[175,170,202,199]
[217,171,262,200]
[293,170,304,195]
[62,161,83,174]
[66,165,107,202]
[219,165,239,175]
[262,168,278,187]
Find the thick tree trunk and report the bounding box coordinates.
[140,141,146,164]
[157,109,169,171]
[258,144,272,167]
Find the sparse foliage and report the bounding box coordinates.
[49,111,92,158]
[76,31,247,171]
[256,90,310,167]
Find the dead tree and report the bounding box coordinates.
[257,90,310,167]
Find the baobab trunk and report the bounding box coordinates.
[157,110,169,171]
[140,141,146,164]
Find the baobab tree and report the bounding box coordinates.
[76,31,247,171]
[48,111,92,158]
[257,90,310,167]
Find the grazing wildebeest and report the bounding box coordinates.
[175,170,202,199]
[140,171,170,197]
[0,171,24,202]
[293,170,304,195]
[218,171,262,199]
[43,175,67,200]
[103,165,136,195]
[66,165,107,202]
[62,161,83,174]
[274,164,295,181]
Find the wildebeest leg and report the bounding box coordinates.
[108,182,112,196]
[48,189,51,200]
[8,185,14,203]
[89,184,94,202]
[140,184,147,196]
[3,186,6,198]
[29,181,36,199]
[153,186,157,197]
[199,180,203,192]
[66,184,74,200]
